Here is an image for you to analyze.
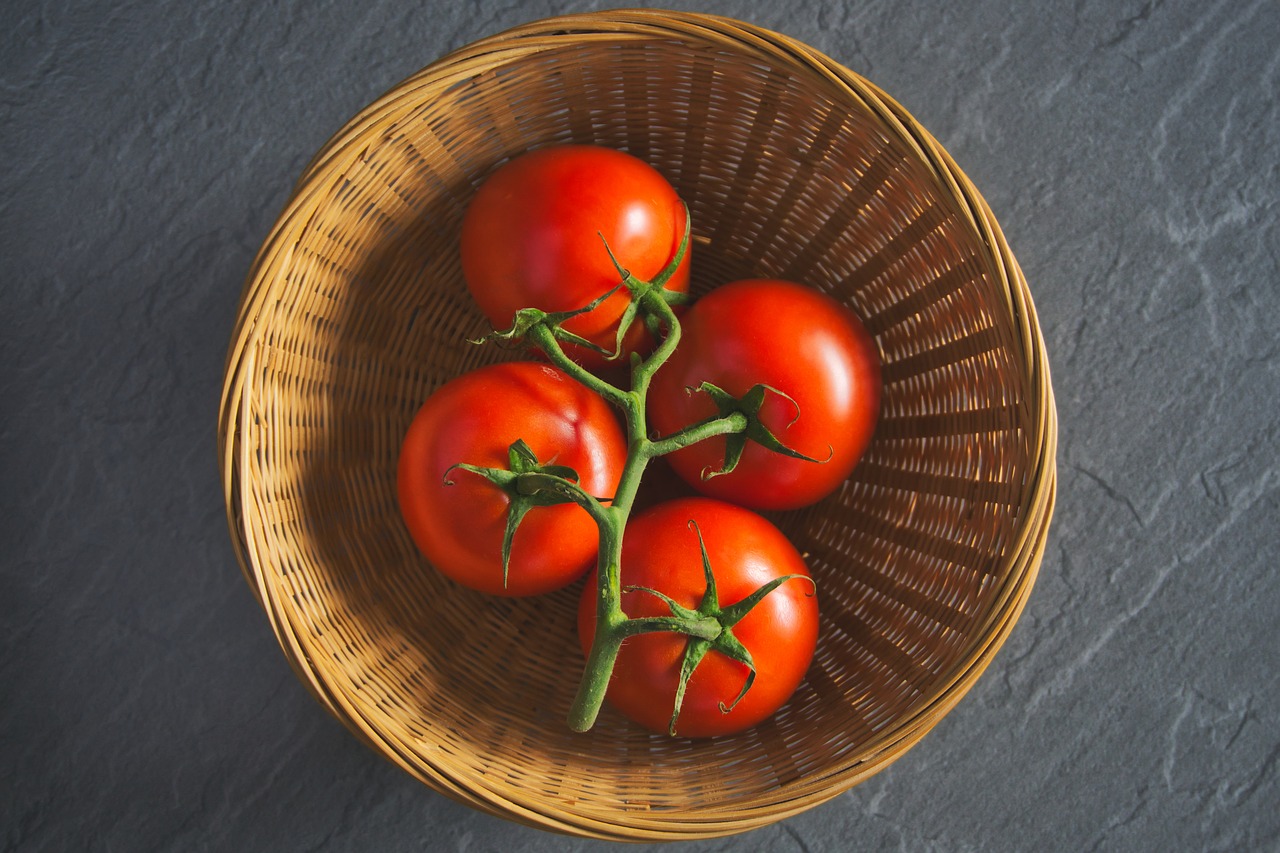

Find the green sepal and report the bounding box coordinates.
[717,573,816,628]
[622,585,700,622]
[662,288,692,308]
[693,382,833,480]
[708,630,756,715]
[669,637,713,735]
[469,288,622,356]
[607,295,643,362]
[650,201,691,290]
[505,438,579,482]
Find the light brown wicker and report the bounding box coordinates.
[217,9,1057,841]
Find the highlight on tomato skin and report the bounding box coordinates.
[576,497,819,738]
[396,361,627,597]
[648,279,882,511]
[459,145,690,367]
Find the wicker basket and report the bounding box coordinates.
[218,9,1057,841]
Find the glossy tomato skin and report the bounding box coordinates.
[649,279,881,511]
[460,145,690,365]
[577,497,818,737]
[397,361,626,597]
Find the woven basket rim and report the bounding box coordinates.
[217,9,1058,840]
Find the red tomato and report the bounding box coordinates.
[460,145,690,365]
[578,498,818,737]
[648,279,881,510]
[397,361,626,597]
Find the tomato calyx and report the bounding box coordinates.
[445,439,605,588]
[472,288,621,359]
[680,382,834,480]
[597,203,692,358]
[623,520,814,735]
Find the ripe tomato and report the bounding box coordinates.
[577,498,818,737]
[397,361,626,597]
[648,279,881,510]
[460,145,690,365]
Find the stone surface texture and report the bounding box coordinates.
[3,0,1277,850]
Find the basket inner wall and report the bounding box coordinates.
[242,36,1032,814]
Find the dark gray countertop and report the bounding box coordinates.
[5,1,1277,850]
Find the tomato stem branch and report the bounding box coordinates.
[560,280,714,732]
[645,412,749,458]
[544,252,798,733]
[466,221,810,735]
[525,324,631,411]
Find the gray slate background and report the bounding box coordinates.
[4,1,1277,850]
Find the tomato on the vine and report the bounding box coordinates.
[577,497,818,737]
[397,361,626,597]
[460,145,690,366]
[648,279,881,511]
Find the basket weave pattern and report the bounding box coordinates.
[219,10,1057,840]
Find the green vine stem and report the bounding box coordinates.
[524,295,725,732]
[460,219,820,734]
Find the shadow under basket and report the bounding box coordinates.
[218,9,1057,842]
